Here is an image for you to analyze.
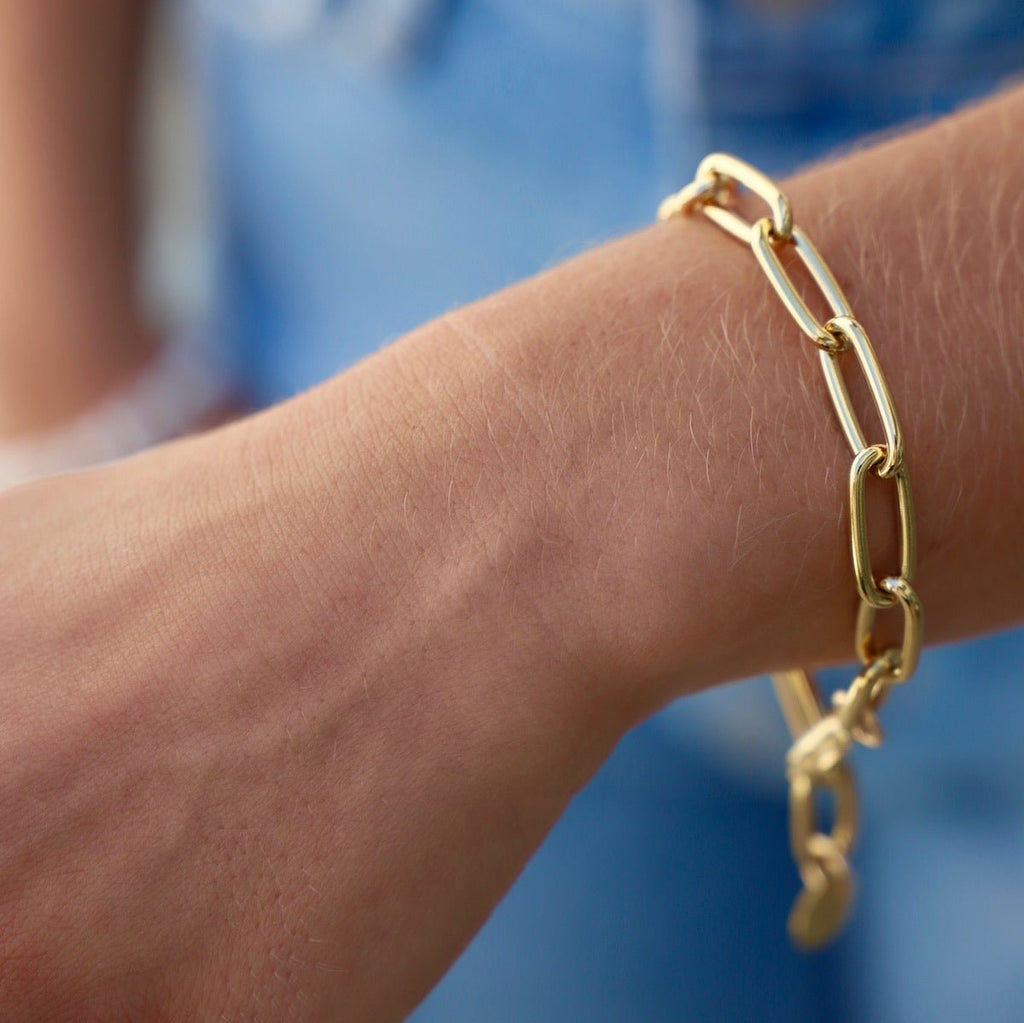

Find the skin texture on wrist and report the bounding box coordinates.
[426,80,1024,706]
[1,84,1023,1019]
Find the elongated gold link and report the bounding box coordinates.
[788,833,855,950]
[819,315,905,477]
[787,769,857,950]
[657,176,719,222]
[659,153,925,950]
[658,152,793,244]
[772,668,828,738]
[789,764,857,862]
[856,576,924,682]
[831,652,898,748]
[695,153,794,241]
[849,444,916,609]
[751,218,852,353]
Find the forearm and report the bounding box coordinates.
[0,2,153,435]
[2,83,1023,1019]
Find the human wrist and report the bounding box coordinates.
[415,226,796,711]
[399,84,1024,715]
[637,84,1024,693]
[237,322,635,749]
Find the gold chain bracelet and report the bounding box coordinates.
[658,154,923,950]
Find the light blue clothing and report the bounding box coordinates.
[194,1,1024,1018]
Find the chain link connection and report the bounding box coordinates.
[659,154,924,950]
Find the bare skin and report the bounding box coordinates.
[0,72,1023,1018]
[0,3,155,437]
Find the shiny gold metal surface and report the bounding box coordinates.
[751,219,852,352]
[661,154,925,949]
[849,444,916,609]
[856,577,924,682]
[788,834,856,951]
[819,315,904,477]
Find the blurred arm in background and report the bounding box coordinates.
[0,2,157,438]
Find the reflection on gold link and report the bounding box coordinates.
[662,154,924,949]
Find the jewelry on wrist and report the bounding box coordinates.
[659,154,923,950]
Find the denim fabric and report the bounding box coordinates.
[195,2,1024,1018]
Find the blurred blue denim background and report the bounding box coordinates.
[191,1,1024,1018]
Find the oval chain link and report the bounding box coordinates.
[751,218,852,353]
[849,444,916,608]
[661,154,924,950]
[820,315,905,477]
[659,153,794,244]
[856,576,924,682]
